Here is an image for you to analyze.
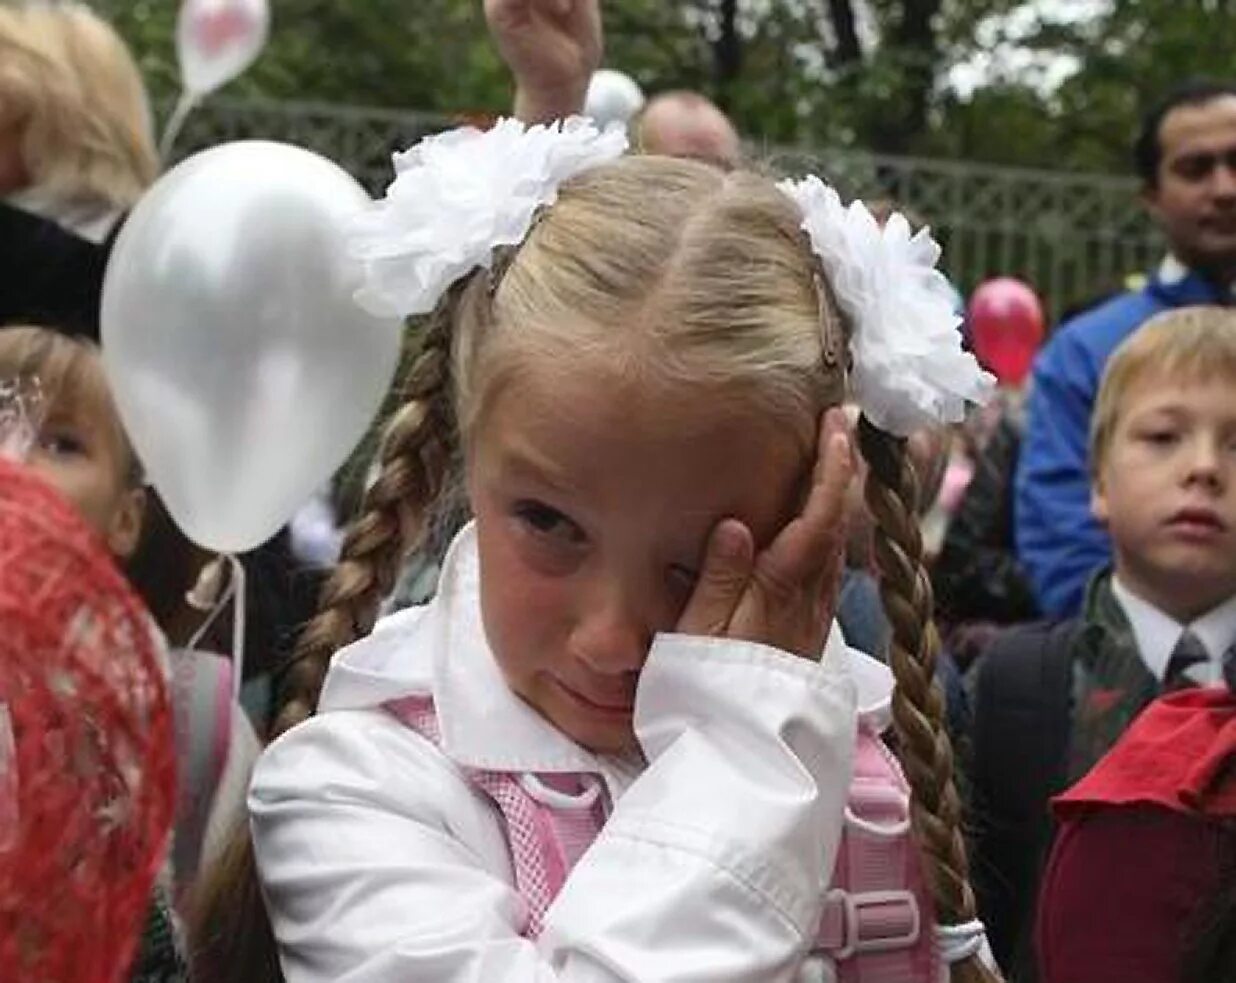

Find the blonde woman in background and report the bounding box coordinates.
[0,1,157,338]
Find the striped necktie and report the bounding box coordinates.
[1164,629,1209,691]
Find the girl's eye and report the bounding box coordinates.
[513,501,585,545]
[38,431,86,457]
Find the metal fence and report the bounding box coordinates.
[168,98,1163,322]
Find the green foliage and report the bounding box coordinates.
[92,0,1236,173]
[93,0,511,111]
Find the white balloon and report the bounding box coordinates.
[102,141,403,554]
[584,70,646,129]
[176,0,269,96]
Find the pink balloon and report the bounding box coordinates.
[176,0,269,96]
[968,277,1045,387]
[194,7,252,56]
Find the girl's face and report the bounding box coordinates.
[26,395,145,559]
[467,361,814,754]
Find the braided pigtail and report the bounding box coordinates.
[271,295,459,738]
[856,416,999,983]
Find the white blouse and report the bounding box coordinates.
[250,524,905,982]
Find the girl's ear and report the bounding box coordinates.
[106,485,147,560]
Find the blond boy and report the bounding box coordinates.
[970,306,1236,979]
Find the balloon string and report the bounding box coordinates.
[185,554,247,707]
[229,557,247,707]
[160,90,198,162]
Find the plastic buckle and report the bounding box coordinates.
[826,888,921,960]
[843,781,911,837]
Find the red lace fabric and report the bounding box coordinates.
[0,459,176,982]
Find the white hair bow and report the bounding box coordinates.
[349,116,627,319]
[779,176,994,436]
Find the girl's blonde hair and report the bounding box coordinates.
[0,2,156,209]
[1091,305,1236,475]
[200,156,995,983]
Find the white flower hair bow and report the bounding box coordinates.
[778,176,994,437]
[349,116,628,319]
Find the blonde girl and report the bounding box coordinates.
[239,119,995,982]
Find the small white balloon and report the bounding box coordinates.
[176,0,269,96]
[584,69,646,129]
[103,142,403,553]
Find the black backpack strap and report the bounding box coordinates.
[968,618,1080,978]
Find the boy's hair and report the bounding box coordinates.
[0,325,141,486]
[0,2,156,209]
[1090,306,1236,475]
[256,156,991,983]
[1133,78,1236,189]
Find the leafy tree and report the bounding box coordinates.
[94,0,1236,172]
[94,0,512,111]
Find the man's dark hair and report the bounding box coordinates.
[1135,78,1236,187]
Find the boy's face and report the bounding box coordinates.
[26,400,145,559]
[1092,372,1236,620]
[467,362,813,754]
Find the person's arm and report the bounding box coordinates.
[484,0,602,123]
[250,637,856,982]
[1014,331,1111,617]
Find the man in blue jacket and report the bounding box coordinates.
[1016,79,1236,616]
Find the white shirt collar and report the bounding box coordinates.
[1111,575,1236,685]
[320,523,891,774]
[1155,252,1236,300]
[5,188,121,244]
[1156,253,1190,286]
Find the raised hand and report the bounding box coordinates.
[483,0,603,122]
[676,407,855,661]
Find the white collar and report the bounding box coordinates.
[1111,575,1236,684]
[1156,253,1190,286]
[6,188,121,245]
[319,523,892,773]
[1155,252,1236,300]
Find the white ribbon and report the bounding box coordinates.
[935,918,988,964]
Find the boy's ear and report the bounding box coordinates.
[106,485,147,560]
[1090,476,1110,528]
[1140,183,1164,226]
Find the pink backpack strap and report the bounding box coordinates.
[386,696,605,938]
[813,726,938,981]
[170,649,234,901]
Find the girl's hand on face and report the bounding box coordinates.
[676,408,855,661]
